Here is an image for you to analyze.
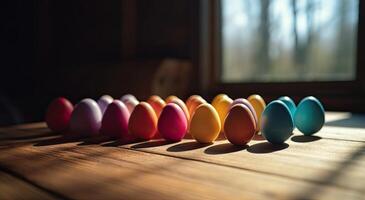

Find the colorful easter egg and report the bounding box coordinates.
[165,95,179,103]
[170,98,190,121]
[278,96,296,117]
[128,102,157,140]
[224,104,256,145]
[187,96,207,116]
[213,95,233,130]
[294,96,325,136]
[70,98,102,136]
[231,98,258,129]
[45,97,74,132]
[100,100,130,138]
[189,103,221,143]
[122,97,139,114]
[97,95,113,114]
[158,103,188,142]
[247,94,266,131]
[261,100,294,144]
[186,95,204,109]
[211,94,228,108]
[147,95,166,117]
[121,94,138,102]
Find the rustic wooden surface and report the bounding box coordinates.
[0,112,364,200]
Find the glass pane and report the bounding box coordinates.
[221,0,359,82]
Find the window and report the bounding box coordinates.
[221,0,359,82]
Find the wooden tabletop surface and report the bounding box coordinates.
[0,112,364,200]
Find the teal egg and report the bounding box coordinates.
[261,100,294,144]
[294,96,325,136]
[278,96,296,117]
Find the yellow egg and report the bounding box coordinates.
[189,103,221,143]
[247,94,266,131]
[165,95,178,103]
[211,94,228,108]
[214,96,233,131]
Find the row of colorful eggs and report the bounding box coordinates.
[45,94,325,145]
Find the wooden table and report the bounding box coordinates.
[0,112,364,200]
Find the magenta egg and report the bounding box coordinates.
[70,98,102,136]
[100,100,130,139]
[158,103,187,142]
[97,95,113,114]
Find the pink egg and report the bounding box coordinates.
[231,98,258,125]
[100,100,130,139]
[70,98,102,136]
[120,94,138,102]
[97,95,113,114]
[158,103,187,142]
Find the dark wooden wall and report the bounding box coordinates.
[1,0,199,125]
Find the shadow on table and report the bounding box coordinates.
[204,143,248,155]
[33,135,85,146]
[167,141,211,152]
[325,113,365,128]
[291,135,322,143]
[247,142,289,154]
[130,140,175,149]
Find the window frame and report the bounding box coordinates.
[198,0,365,112]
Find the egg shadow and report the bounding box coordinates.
[101,137,141,147]
[247,142,289,154]
[33,135,85,146]
[130,140,175,149]
[167,141,212,152]
[77,135,113,146]
[291,135,322,143]
[204,143,248,155]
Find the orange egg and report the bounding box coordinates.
[224,104,256,146]
[165,95,179,103]
[170,98,190,122]
[128,102,158,140]
[186,95,203,109]
[247,94,266,131]
[147,95,166,117]
[187,97,207,116]
[211,94,229,108]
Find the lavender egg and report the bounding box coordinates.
[97,95,113,114]
[70,98,102,136]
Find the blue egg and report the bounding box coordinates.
[261,100,294,144]
[294,96,325,136]
[278,96,296,117]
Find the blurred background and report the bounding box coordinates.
[1,0,364,125]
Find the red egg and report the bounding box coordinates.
[224,104,256,146]
[100,100,130,139]
[128,102,158,140]
[45,97,74,132]
[158,103,187,142]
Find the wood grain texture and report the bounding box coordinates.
[0,112,363,200]
[0,170,57,200]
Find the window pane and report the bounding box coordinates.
[221,0,359,82]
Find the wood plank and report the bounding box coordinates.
[0,142,363,200]
[0,169,58,200]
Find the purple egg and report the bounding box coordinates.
[231,98,258,124]
[158,103,187,142]
[97,95,113,114]
[70,98,102,136]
